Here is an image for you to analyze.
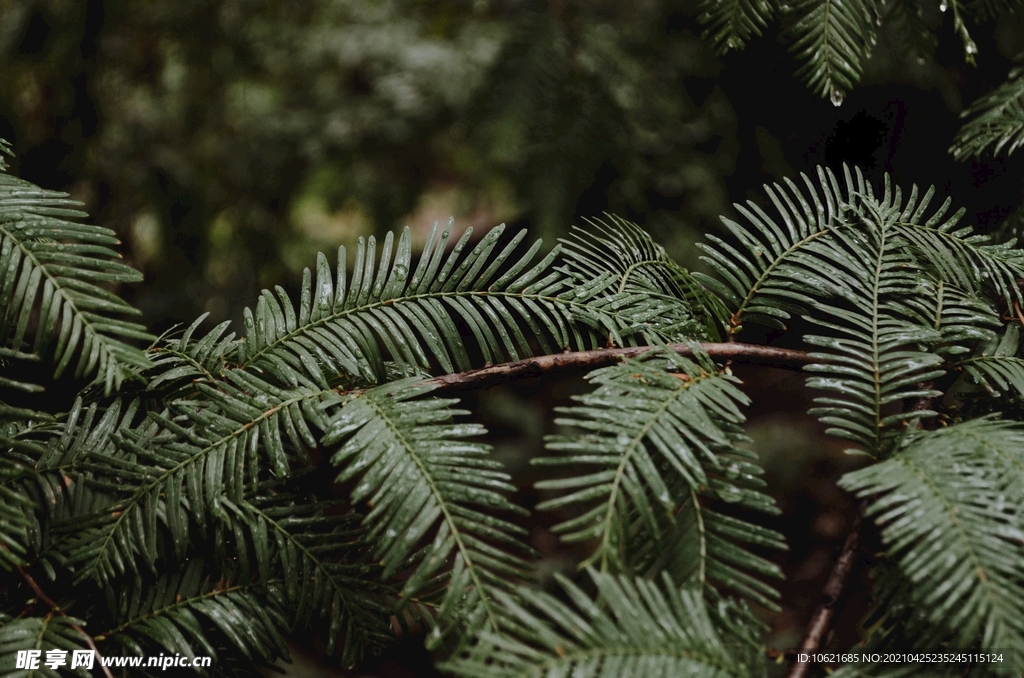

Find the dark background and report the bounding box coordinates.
[3,1,1023,675]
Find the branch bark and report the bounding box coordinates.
[423,342,818,394]
[785,507,864,678]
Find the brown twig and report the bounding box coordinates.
[422,342,818,394]
[17,566,115,678]
[785,508,864,678]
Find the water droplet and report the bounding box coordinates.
[939,0,948,10]
[726,37,738,50]
[916,56,927,65]
[830,88,844,107]
[966,40,977,55]
[616,433,630,446]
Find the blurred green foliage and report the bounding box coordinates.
[8,0,1024,342]
[0,0,736,331]
[10,3,1024,674]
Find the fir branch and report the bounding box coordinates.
[320,380,532,638]
[97,561,290,671]
[952,62,1024,159]
[442,569,766,677]
[534,349,785,611]
[234,223,697,389]
[785,0,879,103]
[422,342,819,394]
[0,150,153,393]
[838,420,1024,656]
[560,215,728,341]
[698,0,774,53]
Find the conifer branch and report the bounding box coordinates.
[424,342,818,393]
[8,136,1024,677]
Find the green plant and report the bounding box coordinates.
[2,134,1024,678]
[700,0,1024,162]
[0,0,736,328]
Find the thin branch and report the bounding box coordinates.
[785,507,864,678]
[423,342,818,393]
[17,566,115,678]
[786,386,938,678]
